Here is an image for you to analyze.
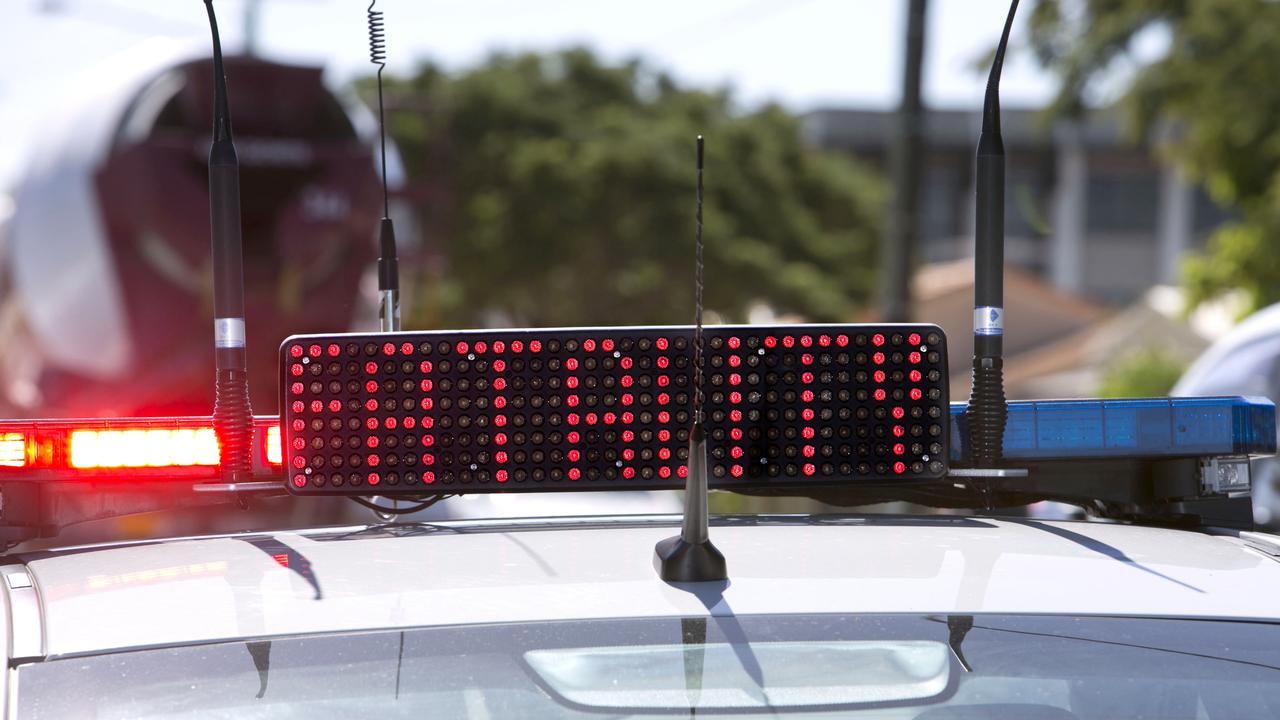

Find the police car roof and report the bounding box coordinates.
[10,514,1280,660]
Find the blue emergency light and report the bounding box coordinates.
[950,396,1277,463]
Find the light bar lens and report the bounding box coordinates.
[281,325,951,494]
[68,428,220,469]
[0,433,25,468]
[951,396,1277,462]
[265,424,282,466]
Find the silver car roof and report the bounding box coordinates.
[13,515,1280,660]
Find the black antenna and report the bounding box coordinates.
[369,0,400,332]
[967,0,1019,468]
[203,0,252,484]
[655,136,726,583]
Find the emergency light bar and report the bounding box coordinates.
[280,325,950,494]
[950,396,1276,463]
[0,417,282,480]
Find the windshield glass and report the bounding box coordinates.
[17,614,1280,719]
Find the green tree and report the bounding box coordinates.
[365,49,883,329]
[1027,0,1280,312]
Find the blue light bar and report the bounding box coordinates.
[950,396,1276,463]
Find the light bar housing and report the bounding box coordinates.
[280,325,950,494]
[950,397,1276,463]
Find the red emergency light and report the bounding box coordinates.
[0,417,283,480]
[280,325,950,495]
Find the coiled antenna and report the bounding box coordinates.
[367,0,400,332]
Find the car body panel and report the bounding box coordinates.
[18,515,1280,660]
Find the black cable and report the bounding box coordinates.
[368,0,399,331]
[348,494,450,515]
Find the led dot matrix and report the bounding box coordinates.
[280,325,948,494]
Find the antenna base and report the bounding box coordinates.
[654,534,727,583]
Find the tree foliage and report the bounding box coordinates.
[1028,0,1280,311]
[364,49,883,329]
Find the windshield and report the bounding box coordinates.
[17,614,1280,719]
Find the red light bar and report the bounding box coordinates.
[0,417,283,480]
[281,325,949,495]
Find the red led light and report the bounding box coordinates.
[384,417,397,429]
[568,468,581,481]
[494,396,507,409]
[568,431,581,443]
[494,378,507,391]
[909,370,922,382]
[366,418,378,430]
[872,334,885,347]
[566,358,579,371]
[474,341,487,354]
[893,425,905,437]
[404,417,416,429]
[802,371,814,383]
[909,352,922,364]
[292,456,306,469]
[801,390,814,402]
[910,388,923,400]
[422,435,435,446]
[656,337,669,351]
[678,465,689,478]
[658,429,671,441]
[621,357,633,370]
[874,370,886,383]
[495,451,508,464]
[873,389,886,401]
[908,333,922,346]
[423,454,435,465]
[730,446,744,459]
[873,352,885,365]
[658,411,671,423]
[621,412,634,423]
[422,417,435,429]
[310,400,323,413]
[367,436,380,448]
[292,418,305,432]
[764,336,777,348]
[367,454,380,467]
[803,463,816,476]
[566,394,580,407]
[422,398,434,410]
[729,410,742,422]
[568,449,581,462]
[819,335,831,347]
[783,336,795,348]
[803,445,816,458]
[893,443,905,456]
[658,466,671,479]
[620,375,633,388]
[492,359,505,372]
[604,412,617,425]
[492,415,505,427]
[800,335,812,348]
[621,393,634,405]
[623,448,635,461]
[802,409,815,422]
[802,426,815,439]
[657,356,669,369]
[801,353,814,365]
[293,474,306,487]
[729,392,741,404]
[421,360,434,373]
[529,340,542,352]
[290,382,304,396]
[365,361,378,373]
[289,345,303,358]
[567,413,580,426]
[728,355,741,368]
[602,339,615,351]
[511,340,525,353]
[496,469,509,483]
[290,364,303,377]
[659,447,671,460]
[365,399,378,411]
[894,462,906,475]
[585,413,598,425]
[493,340,506,353]
[400,342,414,355]
[623,467,636,479]
[292,437,306,451]
[424,471,436,484]
[583,339,596,352]
[837,334,849,347]
[368,472,381,485]
[308,344,322,358]
[621,430,634,442]
[731,465,744,478]
[455,341,468,354]
[729,373,741,386]
[382,342,395,356]
[892,407,905,419]
[730,428,742,440]
[728,336,741,349]
[291,401,304,414]
[365,380,378,393]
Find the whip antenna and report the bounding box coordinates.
[655,135,727,583]
[369,0,400,332]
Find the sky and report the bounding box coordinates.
[0,0,1063,189]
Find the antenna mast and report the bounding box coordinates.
[655,136,726,583]
[203,0,253,484]
[967,0,1019,469]
[369,0,400,332]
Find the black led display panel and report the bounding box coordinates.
[280,325,948,494]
